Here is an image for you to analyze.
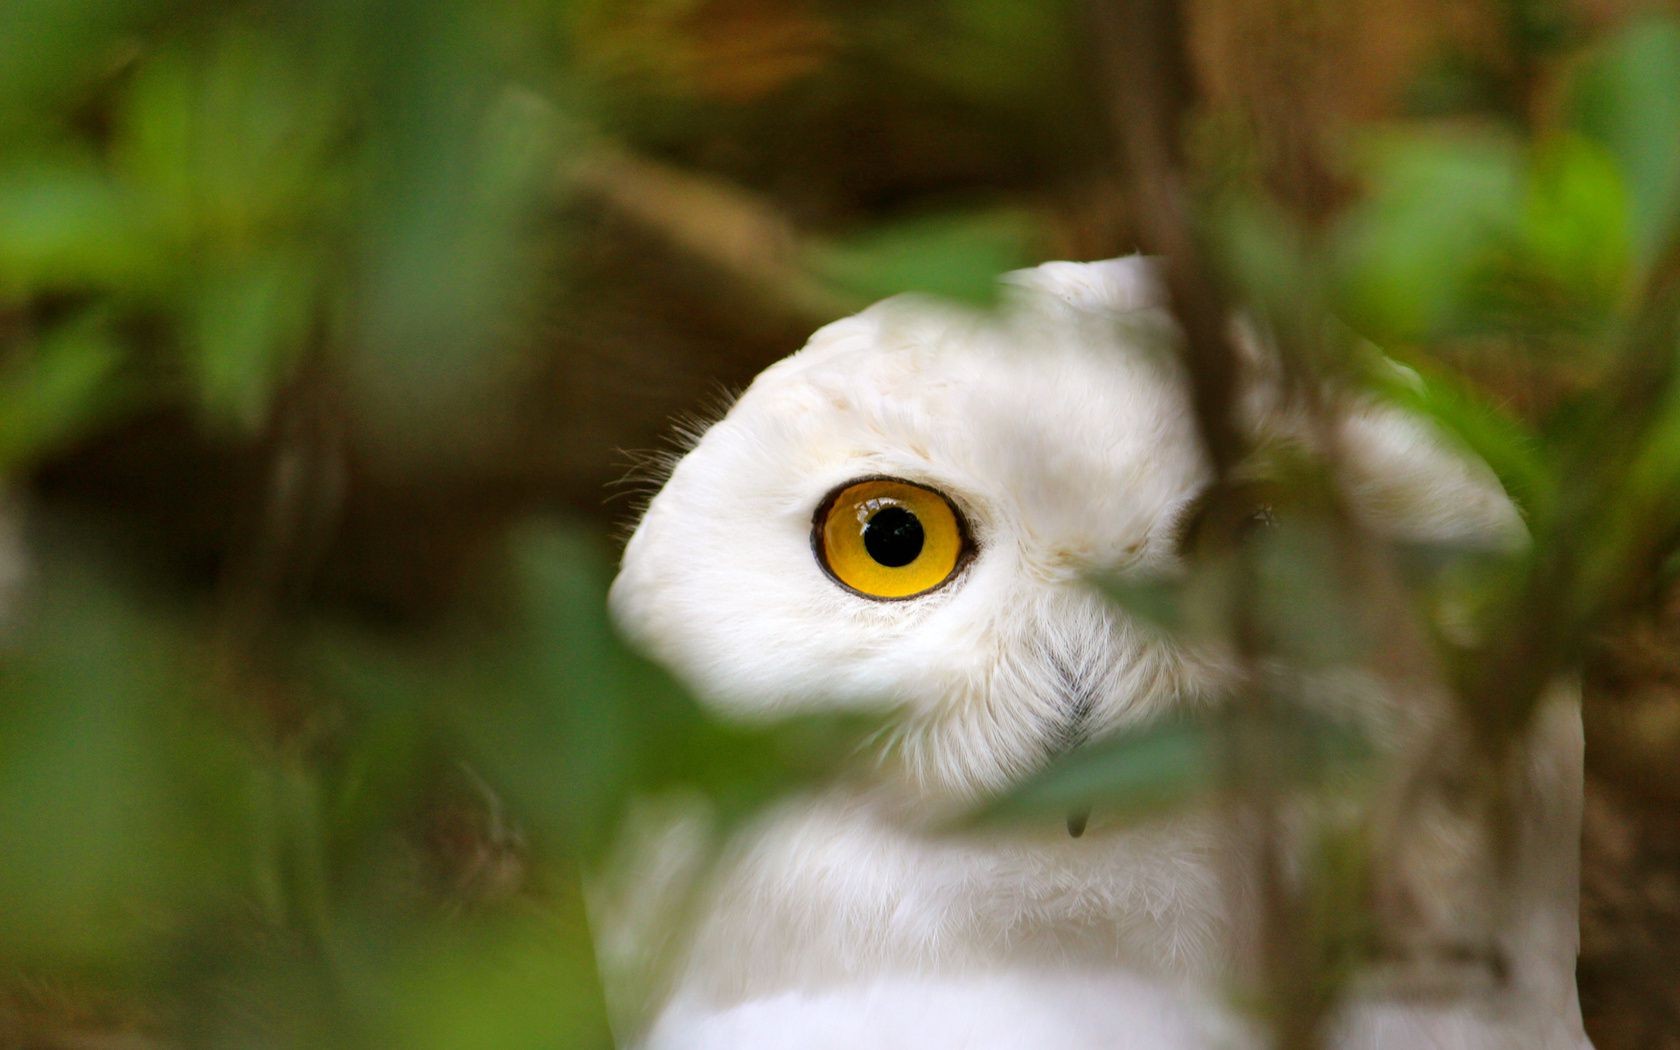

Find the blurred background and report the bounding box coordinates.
[2,0,1679,1046]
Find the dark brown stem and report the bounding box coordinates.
[1089,0,1247,478]
[1089,2,1326,1045]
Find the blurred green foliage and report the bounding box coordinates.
[0,1,896,1044]
[2,0,1680,1047]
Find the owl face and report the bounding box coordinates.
[610,259,1519,803]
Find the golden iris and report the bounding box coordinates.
[814,478,968,599]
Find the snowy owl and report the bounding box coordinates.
[607,258,1590,1049]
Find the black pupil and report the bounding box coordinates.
[862,506,924,567]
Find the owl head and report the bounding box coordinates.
[609,258,1520,805]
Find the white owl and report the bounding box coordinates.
[607,258,1591,1049]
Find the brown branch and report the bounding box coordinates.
[566,143,856,326]
[1088,2,1334,1045]
[1089,0,1248,479]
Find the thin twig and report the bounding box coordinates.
[566,143,855,325]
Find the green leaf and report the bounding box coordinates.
[1576,363,1680,606]
[113,29,341,242]
[455,524,880,863]
[1215,192,1329,352]
[1252,516,1370,668]
[1567,16,1680,268]
[187,250,317,429]
[1335,131,1525,341]
[970,708,1374,831]
[1088,572,1186,635]
[969,715,1214,828]
[0,0,158,132]
[1359,351,1555,524]
[334,902,611,1050]
[0,557,254,969]
[0,159,159,293]
[1516,134,1633,317]
[348,77,566,461]
[0,312,126,473]
[806,208,1039,308]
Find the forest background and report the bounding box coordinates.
[2,1,1679,1047]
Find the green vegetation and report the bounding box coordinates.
[2,1,1678,1046]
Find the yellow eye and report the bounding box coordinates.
[814,478,970,599]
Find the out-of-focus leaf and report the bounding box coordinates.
[168,943,345,1048]
[112,28,341,244]
[467,526,640,859]
[1388,536,1519,584]
[1253,517,1369,668]
[1514,134,1633,320]
[188,250,317,429]
[1359,351,1555,523]
[1216,193,1332,358]
[460,524,880,862]
[1341,129,1634,342]
[0,159,159,293]
[0,312,125,473]
[1335,131,1524,341]
[303,639,438,873]
[348,12,566,461]
[970,708,1373,830]
[251,755,335,942]
[0,557,252,969]
[970,715,1214,828]
[1096,516,1366,668]
[1089,572,1186,635]
[1576,363,1680,607]
[0,0,159,132]
[806,208,1039,308]
[335,901,611,1050]
[1567,16,1680,268]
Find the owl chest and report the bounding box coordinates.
[680,793,1234,1004]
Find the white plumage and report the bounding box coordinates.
[608,258,1591,1048]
